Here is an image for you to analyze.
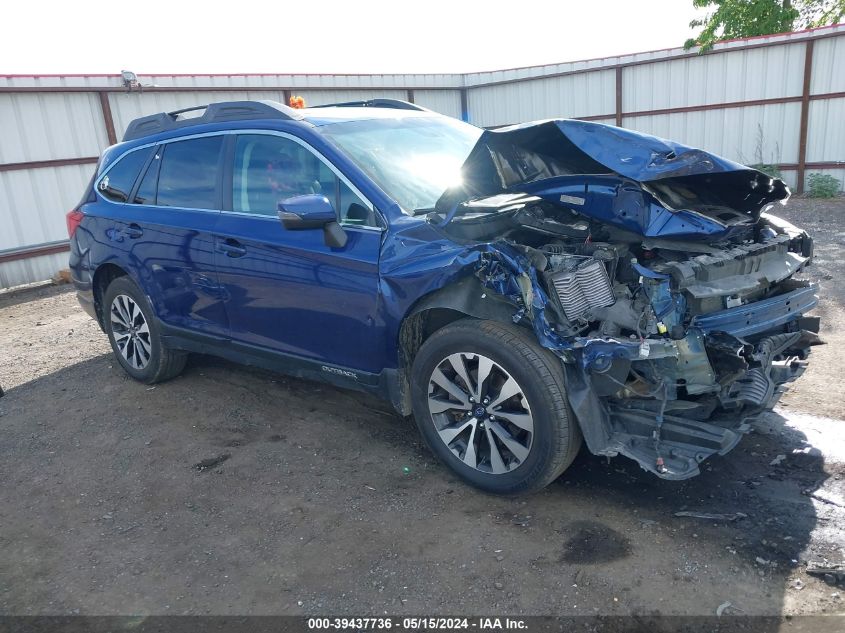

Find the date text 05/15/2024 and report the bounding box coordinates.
[306,617,527,630]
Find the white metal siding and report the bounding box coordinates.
[0,75,119,89]
[623,43,806,112]
[413,90,462,118]
[806,97,845,162]
[623,102,801,164]
[0,252,70,289]
[0,93,109,162]
[468,70,615,127]
[0,163,93,251]
[465,57,615,87]
[811,36,845,94]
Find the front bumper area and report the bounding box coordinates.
[567,310,820,480]
[605,329,815,480]
[692,284,818,338]
[607,407,748,480]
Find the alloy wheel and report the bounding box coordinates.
[110,294,152,370]
[427,352,534,475]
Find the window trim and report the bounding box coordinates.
[94,129,384,231]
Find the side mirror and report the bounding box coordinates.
[278,195,347,248]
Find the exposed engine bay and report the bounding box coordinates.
[430,120,822,479]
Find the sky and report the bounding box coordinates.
[2,0,707,75]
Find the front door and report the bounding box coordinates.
[213,132,383,373]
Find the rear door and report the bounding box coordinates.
[99,135,229,336]
[213,131,383,373]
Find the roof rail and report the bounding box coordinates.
[308,98,429,112]
[122,100,303,142]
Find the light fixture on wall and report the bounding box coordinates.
[121,70,139,90]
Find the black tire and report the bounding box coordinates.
[103,276,187,384]
[410,319,582,495]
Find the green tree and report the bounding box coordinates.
[685,0,845,50]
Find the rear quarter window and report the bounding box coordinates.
[98,147,154,202]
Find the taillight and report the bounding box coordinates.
[66,209,84,237]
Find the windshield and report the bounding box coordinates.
[319,115,482,214]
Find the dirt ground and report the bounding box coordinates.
[1,197,844,618]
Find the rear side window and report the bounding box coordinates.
[156,136,224,210]
[98,147,154,202]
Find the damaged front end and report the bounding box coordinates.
[431,120,822,480]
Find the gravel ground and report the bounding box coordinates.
[0,197,843,617]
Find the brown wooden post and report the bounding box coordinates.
[796,39,815,194]
[282,89,291,107]
[98,91,117,145]
[407,89,415,103]
[615,66,623,127]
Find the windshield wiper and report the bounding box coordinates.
[411,206,436,216]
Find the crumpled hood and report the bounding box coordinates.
[523,119,753,181]
[435,119,789,234]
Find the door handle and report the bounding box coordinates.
[217,238,247,257]
[123,224,144,239]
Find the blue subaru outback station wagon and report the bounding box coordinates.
[69,99,820,494]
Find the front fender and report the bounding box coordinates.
[406,275,519,324]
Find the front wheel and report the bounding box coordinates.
[410,319,582,495]
[103,276,187,384]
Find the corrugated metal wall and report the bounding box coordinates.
[2,24,844,288]
[622,43,806,109]
[467,70,617,128]
[412,90,462,118]
[0,92,109,162]
[806,34,845,191]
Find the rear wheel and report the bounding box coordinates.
[410,319,581,495]
[103,276,186,384]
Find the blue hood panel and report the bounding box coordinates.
[436,119,790,240]
[544,120,751,181]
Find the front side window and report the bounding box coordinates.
[156,136,223,210]
[98,147,154,202]
[233,134,374,226]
